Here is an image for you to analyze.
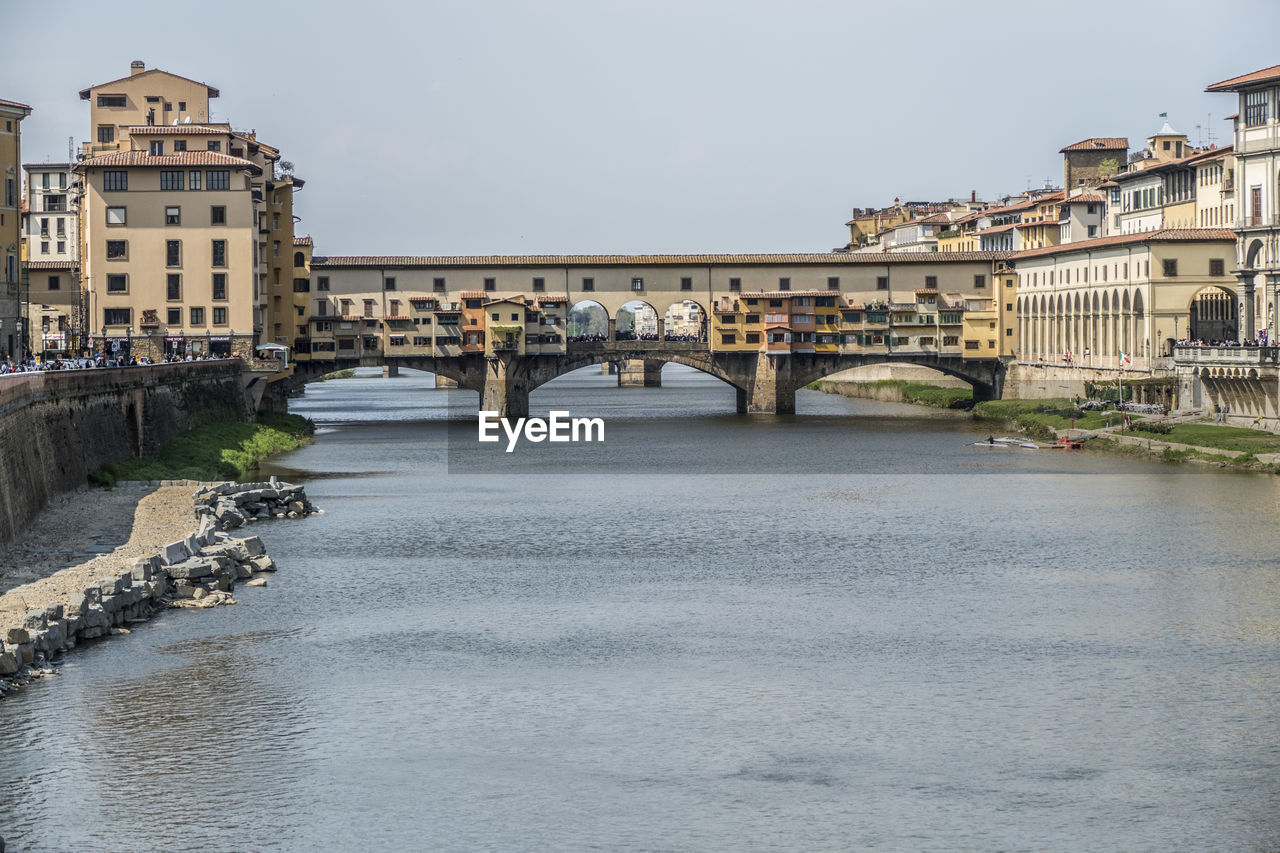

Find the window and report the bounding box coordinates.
[39,241,48,254]
[41,173,50,189]
[1245,89,1269,127]
[484,277,496,291]
[363,300,375,317]
[167,274,181,300]
[973,274,986,289]
[212,273,227,300]
[1162,259,1178,277]
[272,214,280,230]
[210,205,225,225]
[294,251,305,267]
[1088,225,1098,238]
[272,241,280,258]
[178,101,186,112]
[173,140,187,153]
[206,170,230,190]
[433,277,445,292]
[681,277,693,291]
[167,308,181,325]
[533,277,545,292]
[106,239,127,259]
[166,240,181,267]
[491,312,500,321]
[207,140,221,152]
[58,173,66,190]
[632,277,644,291]
[189,171,201,190]
[778,277,790,291]
[312,276,330,292]
[56,218,65,236]
[213,307,228,325]
[965,340,979,350]
[97,125,115,143]
[925,275,937,288]
[48,275,60,291]
[211,239,226,267]
[827,276,840,291]
[876,276,889,290]
[39,218,48,236]
[165,206,181,225]
[745,332,760,344]
[189,307,205,325]
[1006,328,1013,336]
[729,277,741,292]
[103,171,128,191]
[1210,258,1225,277]
[150,140,164,156]
[582,277,594,291]
[106,274,127,293]
[103,307,131,325]
[721,333,737,345]
[390,300,401,315]
[97,95,126,108]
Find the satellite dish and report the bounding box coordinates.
[171,118,179,125]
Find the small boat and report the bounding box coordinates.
[1048,436,1085,449]
[972,437,1038,449]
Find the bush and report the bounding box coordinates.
[89,413,315,486]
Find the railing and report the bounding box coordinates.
[1174,345,1280,364]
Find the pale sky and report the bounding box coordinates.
[5,0,1277,255]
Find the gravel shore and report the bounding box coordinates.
[0,484,198,636]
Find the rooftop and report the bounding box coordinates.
[1206,64,1280,93]
[1013,228,1236,261]
[311,252,1010,268]
[1059,137,1129,153]
[79,65,220,100]
[75,149,262,174]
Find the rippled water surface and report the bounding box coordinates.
[1,366,1279,852]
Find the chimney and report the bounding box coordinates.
[971,189,976,203]
[130,60,146,76]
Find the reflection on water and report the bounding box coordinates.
[0,366,1278,852]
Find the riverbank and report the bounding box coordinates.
[812,379,1280,472]
[0,479,319,697]
[88,412,314,487]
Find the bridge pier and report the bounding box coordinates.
[435,374,460,389]
[742,353,797,414]
[618,359,662,387]
[382,364,399,378]
[481,354,530,418]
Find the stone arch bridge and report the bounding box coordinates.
[286,343,1005,416]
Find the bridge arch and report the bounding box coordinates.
[616,299,660,341]
[526,348,745,394]
[568,299,610,341]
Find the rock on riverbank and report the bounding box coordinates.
[0,478,318,698]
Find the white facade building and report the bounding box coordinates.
[1207,64,1280,342]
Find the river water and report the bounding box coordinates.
[1,366,1279,852]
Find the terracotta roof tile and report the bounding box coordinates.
[1013,228,1235,261]
[311,252,1010,268]
[458,291,489,299]
[0,98,33,113]
[22,162,71,170]
[25,261,74,270]
[1206,64,1280,92]
[536,295,568,303]
[293,236,313,246]
[125,125,230,135]
[1060,194,1104,204]
[1059,137,1129,153]
[75,149,261,173]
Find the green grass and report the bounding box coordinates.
[814,378,973,409]
[1124,423,1280,454]
[90,413,315,487]
[972,398,1108,432]
[317,368,356,381]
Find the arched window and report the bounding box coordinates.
[293,251,305,267]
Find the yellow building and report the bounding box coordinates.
[1,97,32,360]
[80,61,219,158]
[75,63,300,359]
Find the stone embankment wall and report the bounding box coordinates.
[0,478,318,694]
[0,362,250,544]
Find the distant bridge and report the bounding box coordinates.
[286,342,1005,416]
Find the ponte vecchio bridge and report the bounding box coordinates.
[285,252,1013,416]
